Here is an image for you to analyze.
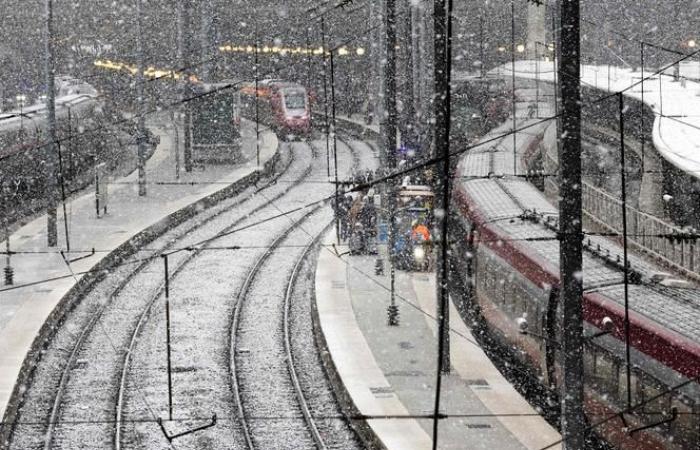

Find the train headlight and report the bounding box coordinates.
[413,246,425,262]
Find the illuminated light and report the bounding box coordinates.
[263,46,271,53]
[356,47,366,56]
[272,46,280,53]
[689,39,696,48]
[498,46,506,52]
[516,44,525,53]
[338,47,349,56]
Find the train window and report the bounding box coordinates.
[670,396,698,448]
[584,347,595,378]
[595,352,618,402]
[639,374,668,414]
[619,369,639,407]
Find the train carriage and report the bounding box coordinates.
[240,80,311,139]
[448,122,700,449]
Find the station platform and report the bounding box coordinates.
[0,118,278,418]
[499,60,700,179]
[314,232,562,449]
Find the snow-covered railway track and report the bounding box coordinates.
[229,206,329,449]
[6,144,311,449]
[7,135,378,449]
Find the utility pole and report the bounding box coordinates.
[557,1,585,449]
[45,0,58,246]
[432,2,454,447]
[200,0,214,81]
[136,0,147,196]
[254,23,261,167]
[180,0,193,173]
[385,0,400,327]
[433,0,453,378]
[510,0,517,175]
[321,18,331,177]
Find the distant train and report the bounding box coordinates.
[448,122,700,449]
[240,80,311,138]
[0,78,141,222]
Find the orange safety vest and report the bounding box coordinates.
[411,224,430,241]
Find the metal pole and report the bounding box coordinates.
[618,93,632,411]
[163,254,173,421]
[535,43,540,118]
[321,18,331,178]
[558,1,585,448]
[254,23,261,167]
[640,43,645,173]
[200,0,213,81]
[56,142,70,252]
[181,0,193,173]
[432,2,454,448]
[511,0,518,176]
[480,16,485,78]
[385,0,399,327]
[404,1,416,131]
[305,28,313,97]
[136,0,147,196]
[45,0,58,246]
[4,219,13,286]
[329,51,340,245]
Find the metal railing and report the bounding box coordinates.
[582,183,699,278]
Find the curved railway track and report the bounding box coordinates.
[7,135,378,449]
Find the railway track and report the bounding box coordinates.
[7,135,378,449]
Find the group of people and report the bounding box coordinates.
[335,190,378,254]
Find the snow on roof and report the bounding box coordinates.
[498,60,700,180]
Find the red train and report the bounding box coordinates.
[448,122,700,449]
[240,80,311,138]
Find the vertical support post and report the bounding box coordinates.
[321,18,331,178]
[432,0,454,446]
[558,1,585,449]
[199,0,213,81]
[511,0,518,175]
[329,50,340,245]
[479,16,485,78]
[305,28,313,101]
[162,254,173,422]
[56,143,70,252]
[45,0,58,246]
[618,93,632,410]
[4,220,13,286]
[254,22,261,167]
[180,0,193,173]
[535,43,540,118]
[386,0,399,327]
[640,43,645,173]
[404,1,416,134]
[136,0,147,196]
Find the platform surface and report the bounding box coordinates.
[315,234,562,449]
[0,118,278,417]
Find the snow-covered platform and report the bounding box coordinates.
[498,60,700,179]
[314,232,562,449]
[0,118,278,418]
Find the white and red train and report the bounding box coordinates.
[448,121,700,449]
[240,80,311,138]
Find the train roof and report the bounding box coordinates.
[454,119,700,356]
[0,94,97,133]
